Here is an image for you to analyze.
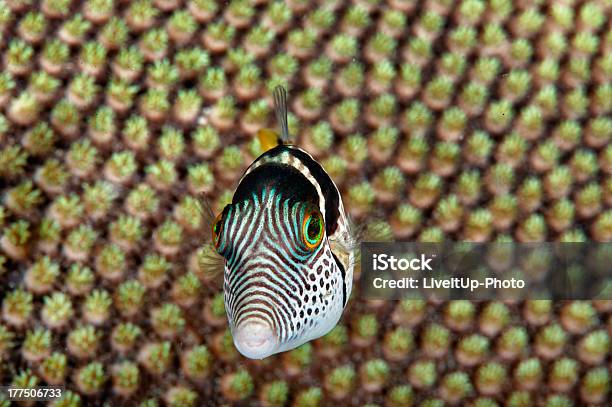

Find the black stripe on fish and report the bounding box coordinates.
[252,145,341,236]
[331,251,347,307]
[233,161,319,208]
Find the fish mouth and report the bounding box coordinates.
[232,321,278,359]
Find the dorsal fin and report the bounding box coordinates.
[273,85,289,142]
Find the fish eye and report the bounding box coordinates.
[302,210,324,250]
[212,212,223,249]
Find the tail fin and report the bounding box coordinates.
[273,86,290,143]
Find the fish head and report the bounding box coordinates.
[212,190,345,359]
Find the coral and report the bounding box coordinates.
[0,0,610,406]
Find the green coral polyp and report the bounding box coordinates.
[0,0,609,405]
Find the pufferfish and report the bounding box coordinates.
[210,87,355,359]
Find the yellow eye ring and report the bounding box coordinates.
[212,212,223,249]
[302,210,324,250]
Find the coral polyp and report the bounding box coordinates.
[0,0,610,405]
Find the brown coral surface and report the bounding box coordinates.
[0,0,610,406]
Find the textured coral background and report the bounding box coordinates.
[0,0,610,406]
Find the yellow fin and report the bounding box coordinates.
[257,129,281,152]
